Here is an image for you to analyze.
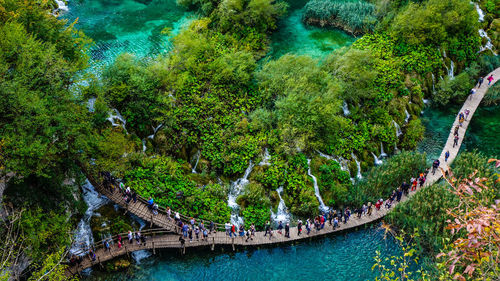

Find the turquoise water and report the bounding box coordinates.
[64,0,354,69]
[268,0,355,59]
[418,104,500,159]
[64,0,194,68]
[84,224,405,281]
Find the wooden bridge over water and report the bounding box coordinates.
[67,68,500,275]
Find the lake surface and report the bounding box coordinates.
[83,224,404,281]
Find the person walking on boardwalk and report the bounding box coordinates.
[297,220,303,235]
[238,225,245,237]
[182,224,189,238]
[487,74,494,85]
[245,228,252,242]
[454,125,459,136]
[135,232,141,245]
[432,159,440,175]
[333,216,339,228]
[367,202,372,216]
[188,227,193,242]
[453,135,459,148]
[140,234,147,246]
[464,109,470,121]
[225,222,230,236]
[209,221,215,234]
[277,221,283,234]
[445,150,450,162]
[104,240,111,252]
[285,223,290,238]
[306,219,311,234]
[469,88,476,100]
[264,221,271,236]
[128,231,133,244]
[344,208,350,223]
[231,224,236,238]
[478,76,484,88]
[195,227,200,240]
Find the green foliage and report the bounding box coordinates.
[349,151,427,206]
[256,54,345,153]
[400,119,425,150]
[101,54,161,137]
[433,70,475,106]
[387,183,459,254]
[372,230,431,281]
[303,0,377,35]
[317,160,351,206]
[237,183,271,228]
[124,156,231,222]
[389,0,479,47]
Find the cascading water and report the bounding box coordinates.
[259,148,271,166]
[479,29,498,55]
[317,152,353,182]
[448,60,455,78]
[404,109,410,124]
[191,151,200,173]
[431,73,436,95]
[142,139,147,152]
[271,186,290,223]
[474,2,485,22]
[392,120,402,137]
[307,159,328,211]
[147,124,163,139]
[70,180,108,255]
[342,101,350,116]
[53,0,69,15]
[107,109,127,133]
[87,97,96,113]
[372,152,383,166]
[379,143,388,158]
[351,153,363,179]
[228,161,254,225]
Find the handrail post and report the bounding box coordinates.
[211,237,215,251]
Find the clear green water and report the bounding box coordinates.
[268,0,355,60]
[84,225,404,281]
[64,0,194,68]
[418,104,500,159]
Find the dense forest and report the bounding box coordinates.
[0,0,499,279]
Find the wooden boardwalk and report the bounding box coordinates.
[68,68,499,275]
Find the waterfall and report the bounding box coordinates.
[478,29,498,56]
[394,142,399,153]
[142,139,147,152]
[191,151,200,173]
[351,153,363,179]
[147,124,163,139]
[259,148,271,166]
[53,0,68,15]
[271,186,290,223]
[228,161,254,225]
[431,73,436,94]
[448,60,455,79]
[87,97,96,113]
[372,152,383,166]
[342,101,350,116]
[318,151,335,160]
[380,143,388,158]
[70,180,109,255]
[392,120,402,137]
[404,109,410,124]
[474,2,485,22]
[307,159,328,211]
[107,108,127,133]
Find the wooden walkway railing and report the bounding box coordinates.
[68,68,500,275]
